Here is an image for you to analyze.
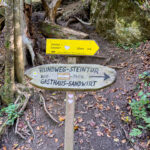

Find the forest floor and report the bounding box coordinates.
[0,1,150,150]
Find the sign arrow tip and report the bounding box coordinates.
[104,73,110,80]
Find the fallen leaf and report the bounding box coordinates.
[80,126,86,131]
[89,120,96,127]
[114,138,119,142]
[99,104,103,110]
[79,139,83,144]
[74,125,79,130]
[96,130,104,136]
[115,105,120,111]
[49,130,53,134]
[2,146,7,150]
[55,138,58,143]
[121,139,126,143]
[36,126,40,131]
[105,106,111,111]
[77,117,83,123]
[147,140,150,146]
[59,116,65,122]
[111,101,114,106]
[13,144,19,149]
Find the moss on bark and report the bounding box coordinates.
[91,0,150,44]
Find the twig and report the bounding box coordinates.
[107,65,124,69]
[15,118,26,140]
[103,57,112,65]
[26,120,35,140]
[74,17,92,26]
[49,96,57,100]
[40,94,59,123]
[14,95,21,104]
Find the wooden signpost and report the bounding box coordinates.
[25,39,117,150]
[25,64,116,90]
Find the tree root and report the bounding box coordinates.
[40,94,59,123]
[15,118,26,140]
[26,120,35,140]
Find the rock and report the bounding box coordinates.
[91,0,150,44]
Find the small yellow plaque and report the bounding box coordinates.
[46,39,99,56]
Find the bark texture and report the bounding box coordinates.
[14,0,24,83]
[2,0,15,104]
[39,22,89,39]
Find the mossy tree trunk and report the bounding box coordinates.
[1,0,26,104]
[2,0,15,104]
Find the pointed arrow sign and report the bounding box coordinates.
[89,73,110,80]
[25,64,116,90]
[46,39,99,56]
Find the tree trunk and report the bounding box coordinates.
[39,22,89,39]
[14,0,24,83]
[1,0,15,104]
[41,0,61,23]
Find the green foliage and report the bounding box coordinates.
[139,71,150,86]
[129,71,150,137]
[0,103,21,125]
[116,42,141,50]
[5,41,10,48]
[129,128,142,137]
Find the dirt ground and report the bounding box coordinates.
[0,1,150,150]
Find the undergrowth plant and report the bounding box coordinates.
[0,103,21,125]
[129,71,150,137]
[117,42,141,51]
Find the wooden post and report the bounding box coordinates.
[64,57,76,150]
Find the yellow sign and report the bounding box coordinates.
[46,39,99,56]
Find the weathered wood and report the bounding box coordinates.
[49,0,62,23]
[25,64,116,90]
[41,0,62,22]
[57,0,90,22]
[64,57,76,150]
[38,22,89,39]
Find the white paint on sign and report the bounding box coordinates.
[65,46,70,50]
[68,99,73,104]
[25,64,117,90]
[68,94,74,99]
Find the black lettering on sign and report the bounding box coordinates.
[51,43,60,46]
[40,79,97,87]
[39,66,99,74]
[41,75,49,78]
[77,47,84,50]
[51,47,61,49]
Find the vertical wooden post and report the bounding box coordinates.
[64,57,76,150]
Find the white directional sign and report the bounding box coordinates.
[25,64,116,90]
